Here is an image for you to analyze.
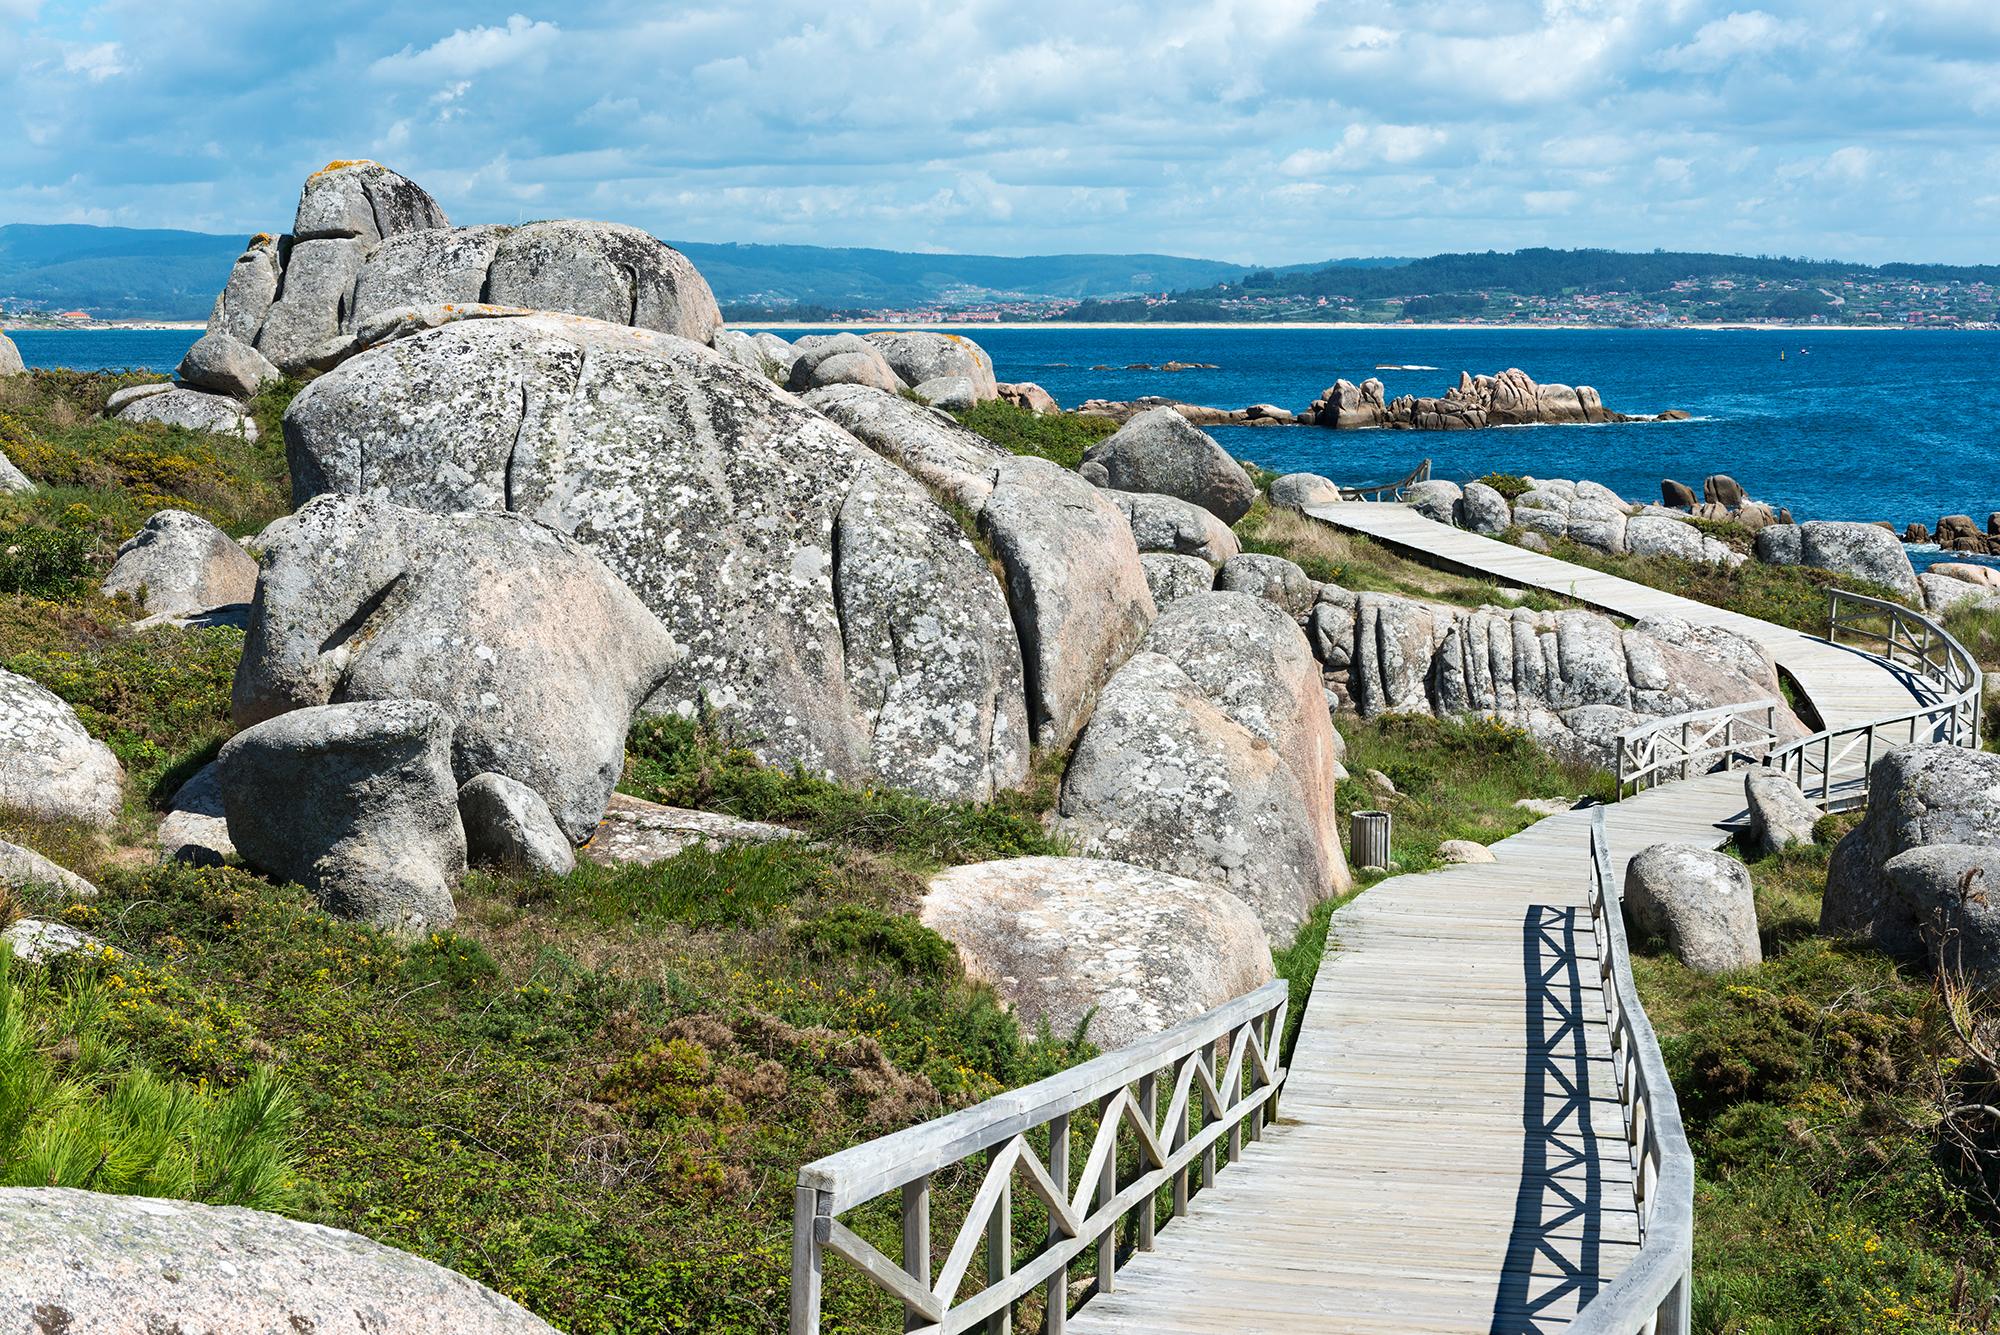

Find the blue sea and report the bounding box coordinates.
[16,325,1998,530]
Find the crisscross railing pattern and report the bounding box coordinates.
[1342,456,1432,502]
[1767,589,1982,809]
[789,981,1289,1334]
[1615,699,1781,798]
[1572,808,1694,1335]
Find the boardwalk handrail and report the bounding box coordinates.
[1615,699,1781,798]
[789,979,1289,1334]
[1573,807,1694,1335]
[1339,457,1431,502]
[1767,588,1982,809]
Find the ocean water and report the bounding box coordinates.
[17,324,1998,529]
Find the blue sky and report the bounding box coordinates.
[3,1,1997,264]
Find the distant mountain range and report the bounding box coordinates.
[0,221,1403,321]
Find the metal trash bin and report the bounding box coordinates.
[1350,810,1392,872]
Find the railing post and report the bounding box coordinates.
[903,1177,930,1333]
[1046,1113,1069,1334]
[1095,1092,1117,1294]
[986,1143,1012,1335]
[1170,1054,1191,1217]
[1200,1043,1218,1190]
[791,1185,827,1335]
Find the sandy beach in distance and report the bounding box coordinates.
[743,319,1949,332]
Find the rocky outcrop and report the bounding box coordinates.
[219,699,465,936]
[1269,473,1343,510]
[1459,481,1511,535]
[581,792,799,868]
[1057,593,1350,943]
[1305,368,1638,430]
[1104,489,1240,563]
[0,668,123,827]
[786,333,905,395]
[1745,771,1818,856]
[864,331,998,402]
[199,162,721,378]
[1078,408,1257,525]
[997,381,1057,414]
[284,315,1031,803]
[460,772,576,878]
[0,840,99,901]
[234,495,680,844]
[1625,843,1761,973]
[1140,552,1216,607]
[2,918,103,963]
[1513,479,1629,555]
[0,332,23,375]
[1217,553,1316,619]
[113,386,258,440]
[100,509,259,618]
[919,856,1274,1050]
[1755,521,1919,598]
[175,332,279,399]
[0,1186,557,1334]
[1402,479,1461,526]
[802,384,1003,509]
[1824,745,2000,979]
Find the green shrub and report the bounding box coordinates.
[0,943,299,1208]
[790,904,957,979]
[1476,472,1532,500]
[953,400,1117,470]
[0,523,94,598]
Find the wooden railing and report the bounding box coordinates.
[1767,589,1982,810]
[789,980,1289,1334]
[1615,699,1781,798]
[1340,457,1432,502]
[1572,808,1694,1335]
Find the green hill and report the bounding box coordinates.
[0,224,245,320]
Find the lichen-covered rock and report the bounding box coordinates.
[1513,478,1627,554]
[1624,515,1705,562]
[978,454,1153,749]
[1056,593,1350,943]
[997,381,1058,414]
[1754,523,1802,566]
[581,792,799,867]
[460,772,576,878]
[1626,843,1761,973]
[157,762,233,867]
[1790,521,1919,598]
[1104,489,1241,563]
[292,160,450,243]
[483,220,722,345]
[0,448,32,495]
[0,840,98,901]
[205,233,283,345]
[911,376,977,411]
[348,224,509,331]
[864,331,998,402]
[1879,845,2000,987]
[2,918,103,963]
[255,235,369,373]
[0,1186,557,1334]
[0,332,25,376]
[100,509,259,617]
[175,331,279,399]
[114,385,258,440]
[1920,572,2000,614]
[1824,745,2000,965]
[1140,552,1216,607]
[920,856,1274,1050]
[218,699,465,936]
[1746,771,1818,856]
[233,495,681,842]
[1402,478,1462,526]
[1268,472,1343,510]
[803,384,1003,509]
[0,668,122,827]
[786,333,905,394]
[1216,553,1316,619]
[283,315,1028,802]
[1079,407,1256,524]
[1459,481,1511,535]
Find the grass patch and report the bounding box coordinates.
[1631,834,2000,1332]
[953,400,1117,470]
[621,713,1065,869]
[1540,536,1910,635]
[1475,472,1532,501]
[1332,713,1614,876]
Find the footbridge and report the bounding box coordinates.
[789,507,1968,1334]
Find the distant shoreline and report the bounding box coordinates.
[741,320,1973,333]
[2,321,204,332]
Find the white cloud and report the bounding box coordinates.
[371,14,560,81]
[1281,125,1449,176]
[61,41,124,82]
[1655,10,1802,71]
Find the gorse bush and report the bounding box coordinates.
[953,399,1116,470]
[0,523,94,598]
[0,943,299,1208]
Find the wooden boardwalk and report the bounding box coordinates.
[1066,506,1933,1334]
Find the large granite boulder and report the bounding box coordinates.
[802,384,1003,509]
[175,332,279,399]
[218,699,465,936]
[1140,552,1216,607]
[157,762,233,867]
[283,314,1029,801]
[0,840,99,901]
[1216,553,1316,619]
[292,160,450,243]
[1625,843,1761,973]
[206,233,283,345]
[786,333,905,395]
[1402,479,1462,526]
[1459,481,1511,535]
[114,386,257,440]
[979,455,1153,749]
[1079,407,1256,524]
[1056,593,1350,943]
[459,771,576,878]
[1268,472,1343,510]
[1745,771,1819,856]
[233,495,679,844]
[1305,377,1388,428]
[1512,479,1628,555]
[0,668,123,827]
[1103,489,1241,563]
[1824,745,2000,970]
[100,509,259,618]
[920,856,1274,1050]
[483,221,722,345]
[864,331,998,402]
[0,332,24,375]
[0,1186,557,1334]
[1769,521,1920,598]
[1879,845,2000,988]
[349,225,509,331]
